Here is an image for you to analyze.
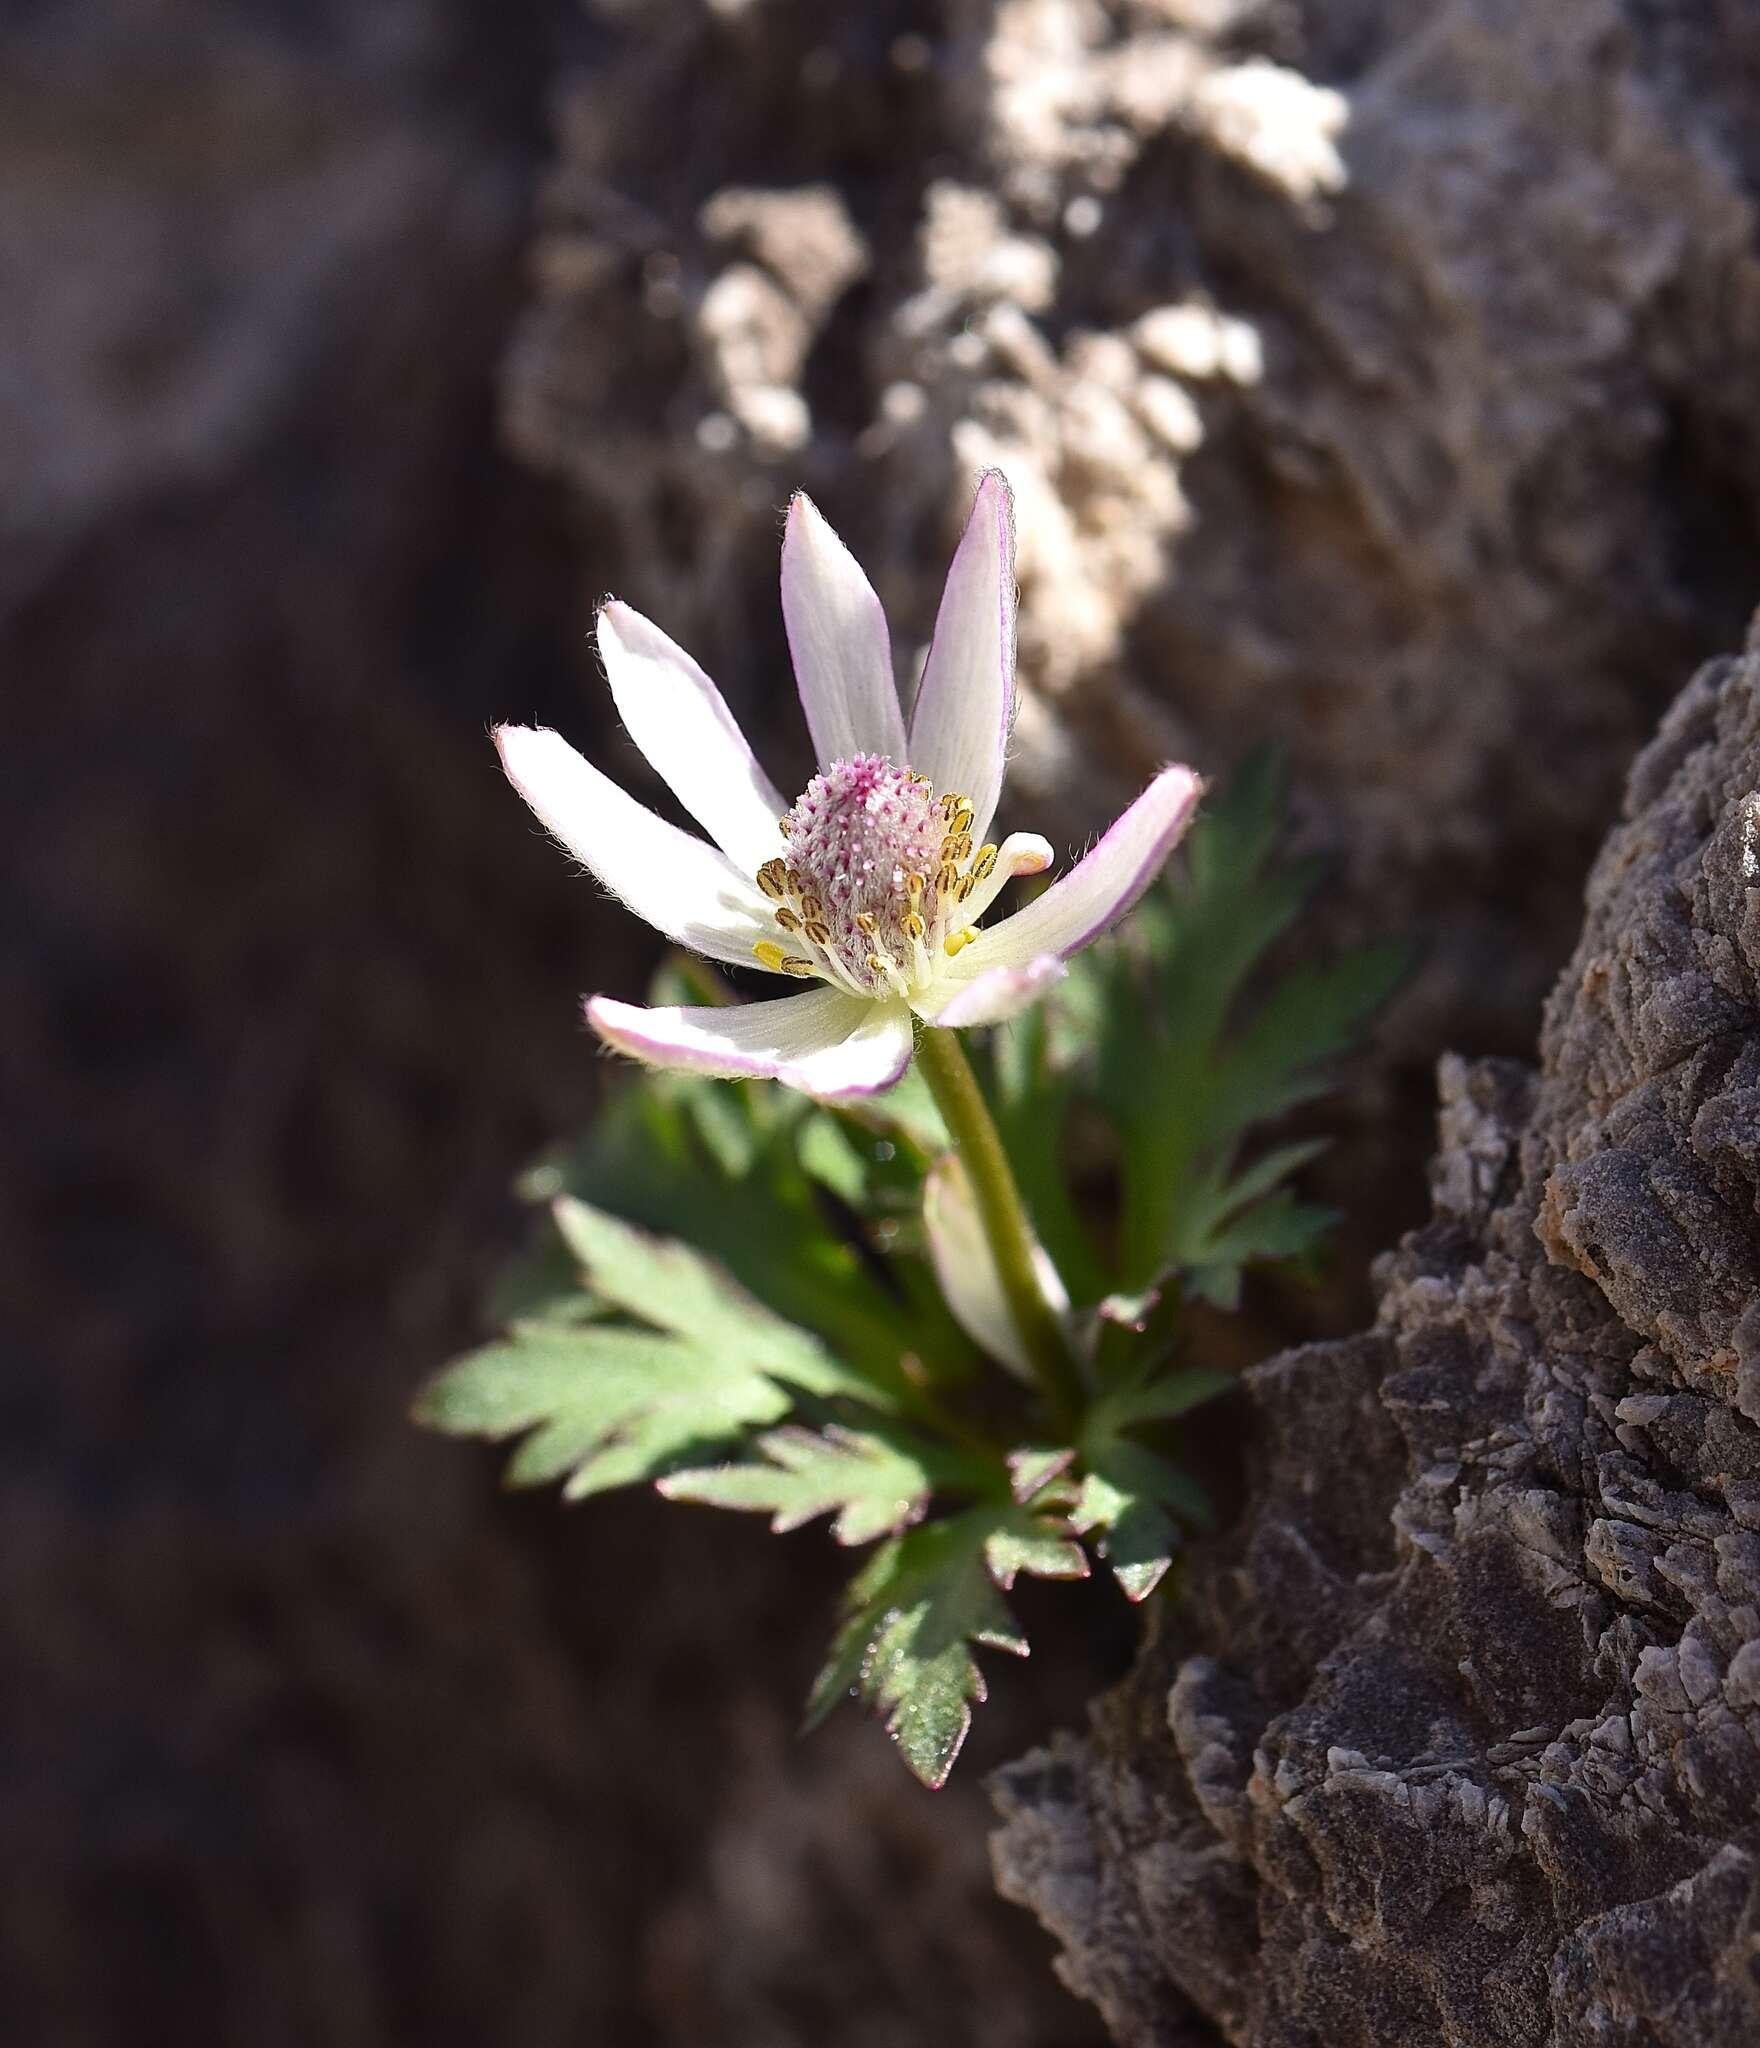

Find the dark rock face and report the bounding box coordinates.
[992,626,1760,2044]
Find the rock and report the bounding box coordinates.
[991,623,1760,2043]
[22,0,1760,2040]
[505,0,1760,1069]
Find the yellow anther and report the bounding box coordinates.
[972,844,998,880]
[803,919,832,945]
[753,941,788,972]
[955,874,976,903]
[757,858,789,899]
[854,911,878,935]
[940,791,964,821]
[943,927,978,958]
[936,861,959,896]
[950,803,975,839]
[780,955,818,978]
[905,870,925,902]
[950,832,974,864]
[866,952,887,975]
[903,911,926,941]
[774,906,801,931]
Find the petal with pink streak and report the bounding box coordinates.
[587,986,915,1099]
[912,953,1066,1029]
[947,765,1203,979]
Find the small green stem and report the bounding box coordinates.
[914,1024,1085,1431]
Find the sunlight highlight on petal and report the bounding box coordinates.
[496,725,776,967]
[781,493,908,767]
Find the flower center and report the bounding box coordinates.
[750,753,1000,997]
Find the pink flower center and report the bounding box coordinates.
[753,755,995,994]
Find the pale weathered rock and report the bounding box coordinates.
[991,623,1760,2044]
[506,0,1760,1062]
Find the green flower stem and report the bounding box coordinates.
[914,1024,1085,1430]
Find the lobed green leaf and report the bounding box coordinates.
[806,1504,1087,1787]
[660,1422,988,1547]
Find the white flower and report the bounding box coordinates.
[496,472,1202,1100]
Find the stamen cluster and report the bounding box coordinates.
[752,753,1001,996]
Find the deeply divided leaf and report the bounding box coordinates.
[807,1505,1087,1788]
[1072,1436,1213,1603]
[413,1320,794,1499]
[415,1200,882,1498]
[660,1423,984,1546]
[1061,747,1404,1294]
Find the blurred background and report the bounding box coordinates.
[9,1,1760,2043]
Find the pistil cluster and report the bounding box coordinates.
[752,753,1003,997]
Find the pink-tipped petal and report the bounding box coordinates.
[597,602,787,872]
[922,1153,1067,1382]
[948,765,1203,980]
[907,472,1016,839]
[496,724,776,968]
[587,986,915,1099]
[914,953,1066,1029]
[780,493,908,768]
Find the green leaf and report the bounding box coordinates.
[982,1004,1111,1304]
[660,1423,985,1546]
[414,1321,795,1499]
[531,997,984,1408]
[550,1198,874,1404]
[806,1505,1087,1787]
[1071,1439,1212,1603]
[843,1060,950,1156]
[1083,750,1406,1291]
[794,1113,872,1207]
[1200,944,1407,1139]
[1069,1361,1228,1599]
[1005,1444,1077,1504]
[415,1200,887,1499]
[1089,1366,1235,1434]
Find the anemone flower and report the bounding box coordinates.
[496,472,1201,1101]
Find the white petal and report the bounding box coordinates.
[923,1153,1068,1382]
[497,725,778,969]
[948,765,1203,978]
[780,493,908,767]
[907,471,1015,838]
[597,601,787,871]
[587,987,914,1098]
[914,953,1066,1028]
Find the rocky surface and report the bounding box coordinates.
[509,0,1760,1072]
[992,625,1760,2043]
[21,0,1760,2041]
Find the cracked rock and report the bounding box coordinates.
[991,628,1760,2043]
